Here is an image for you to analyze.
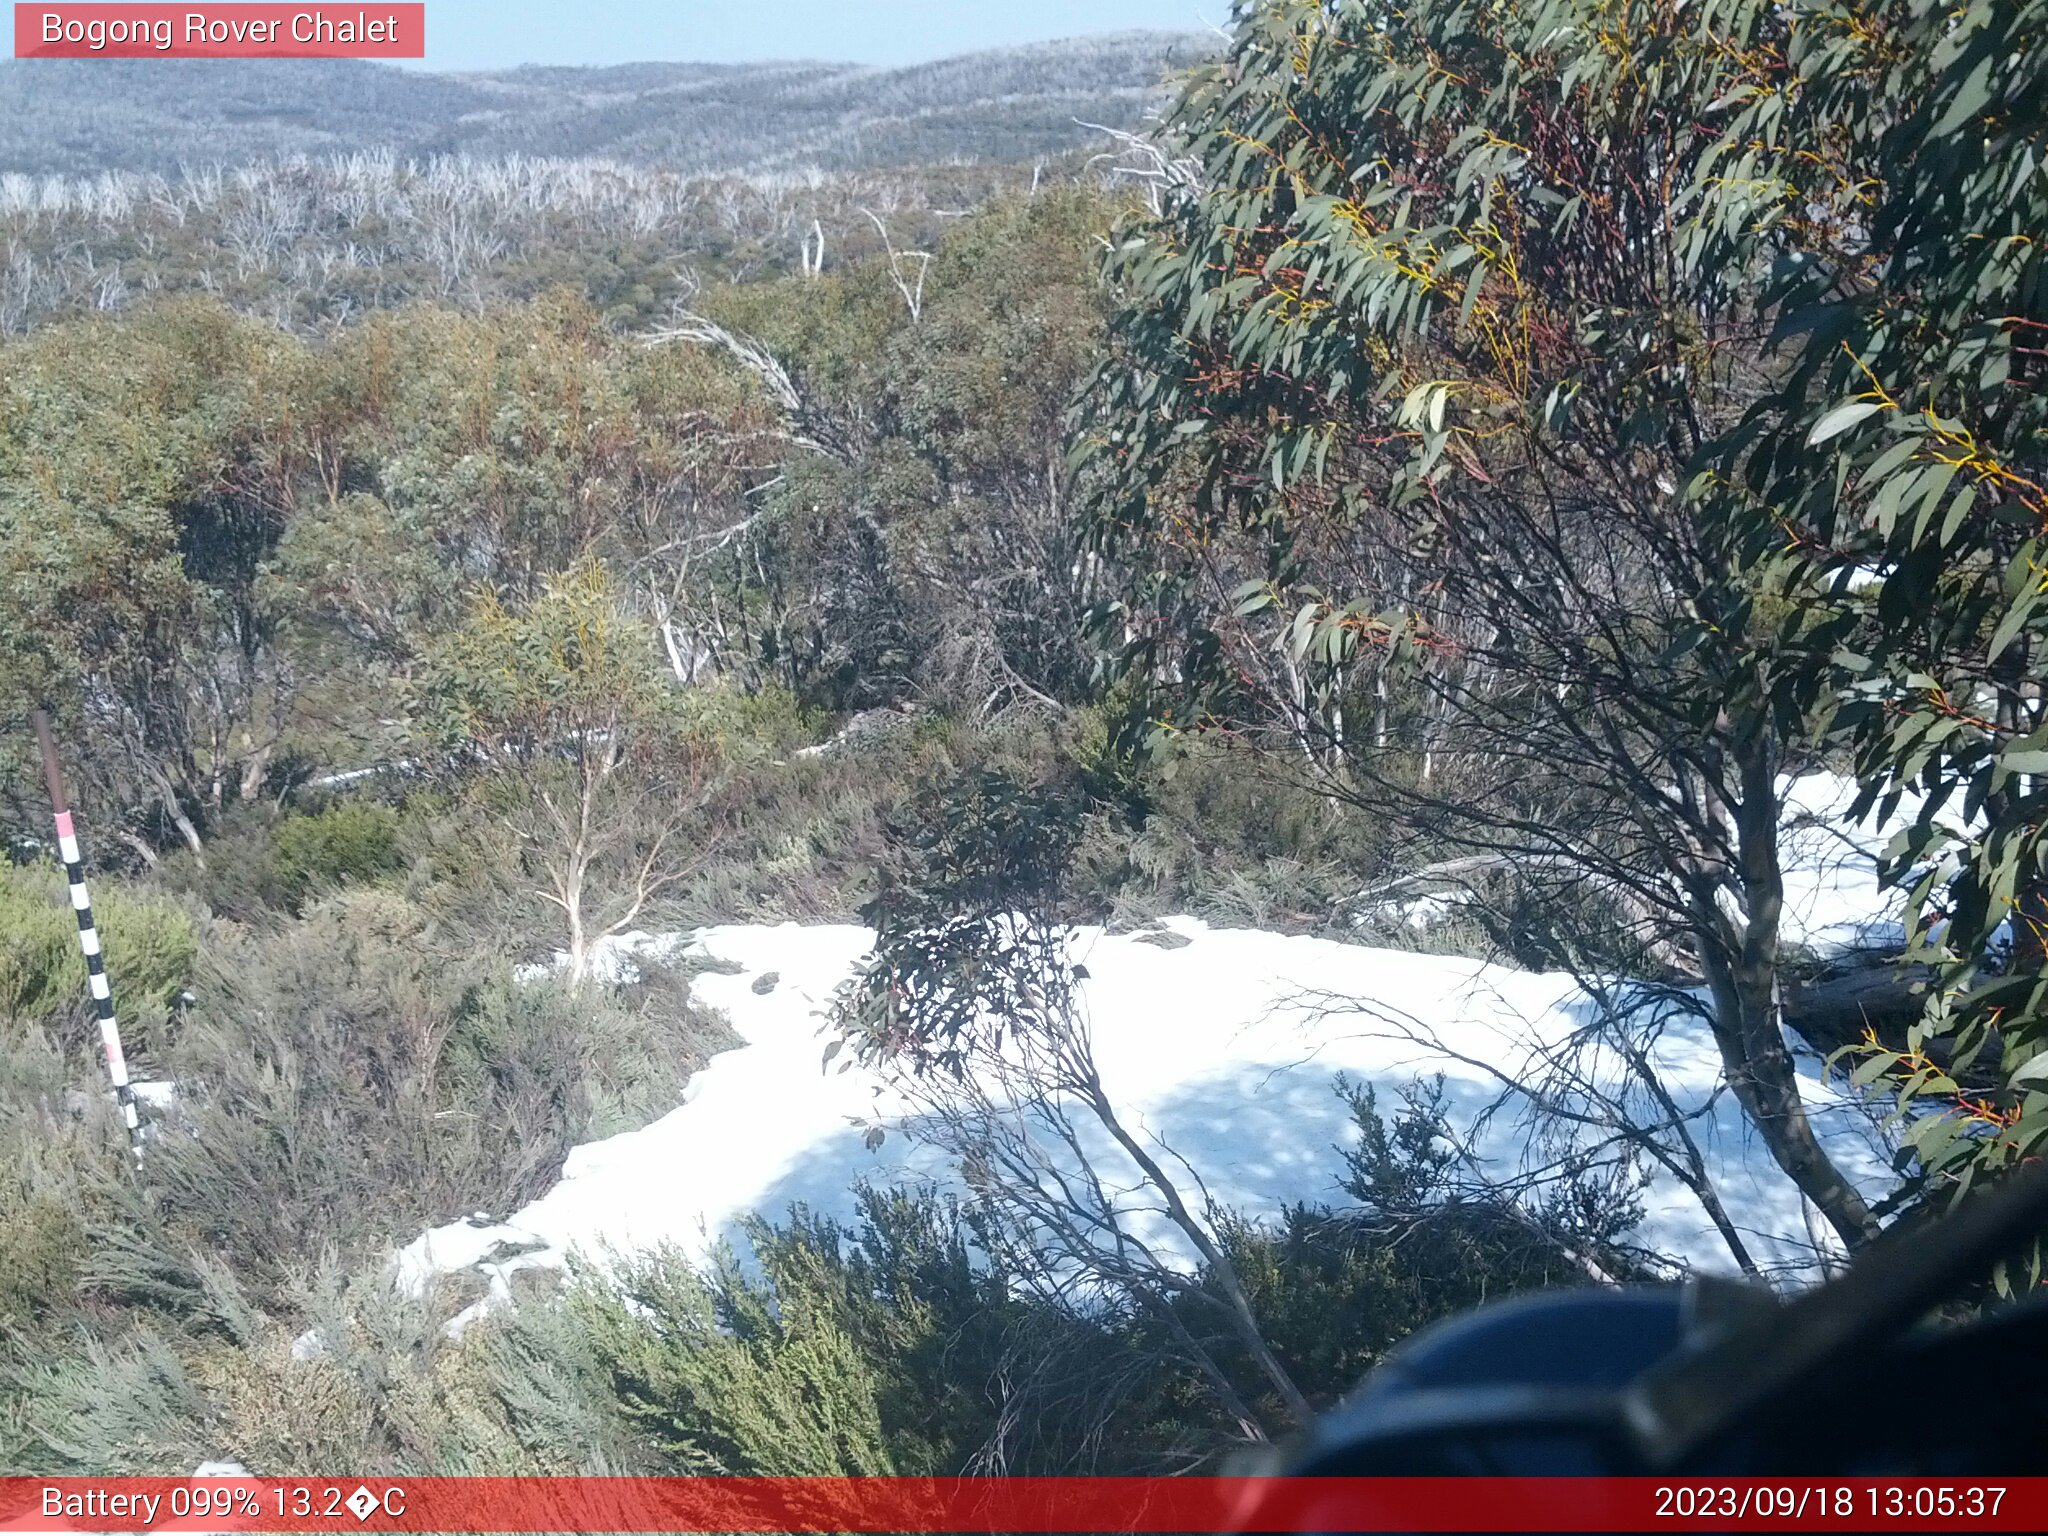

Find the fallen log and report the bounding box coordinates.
[1781,952,1928,1055]
[1781,954,2002,1091]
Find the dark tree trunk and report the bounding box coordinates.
[1696,748,1881,1252]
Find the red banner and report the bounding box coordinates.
[13,5,424,58]
[0,1478,2042,1533]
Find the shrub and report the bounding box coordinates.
[581,954,735,1138]
[1226,1077,1642,1412]
[674,683,813,761]
[269,802,404,912]
[180,1261,536,1477]
[570,1244,898,1477]
[1062,734,1420,937]
[122,889,721,1299]
[2,1324,215,1475]
[560,1188,1115,1476]
[0,1131,87,1337]
[124,891,551,1294]
[3,1255,537,1477]
[0,861,195,1024]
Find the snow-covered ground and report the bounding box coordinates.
[1778,773,1914,955]
[399,773,1910,1311]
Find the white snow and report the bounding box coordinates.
[1341,773,1915,955]
[1777,773,1916,955]
[398,773,1910,1311]
[1353,892,1459,932]
[128,1080,176,1110]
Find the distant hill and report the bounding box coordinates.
[0,32,1213,175]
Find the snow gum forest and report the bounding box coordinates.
[3,0,2045,1478]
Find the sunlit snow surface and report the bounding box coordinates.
[399,775,1908,1306]
[1777,773,1915,955]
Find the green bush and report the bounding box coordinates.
[3,1324,215,1475]
[0,1132,87,1336]
[178,1261,538,1477]
[113,890,545,1296]
[558,1188,1129,1475]
[1026,729,1428,937]
[270,802,404,912]
[674,683,814,761]
[4,1255,542,1477]
[569,1241,899,1476]
[1226,1077,1634,1411]
[0,861,195,1023]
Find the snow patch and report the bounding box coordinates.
[1345,772,1914,954]
[1776,772,1919,956]
[401,919,1893,1303]
[400,771,1912,1308]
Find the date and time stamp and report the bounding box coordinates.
[1652,1483,2011,1522]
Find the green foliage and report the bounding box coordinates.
[0,1127,88,1337]
[0,873,731,1474]
[341,299,766,613]
[1683,0,2048,1239]
[844,769,1087,1074]
[566,1188,1051,1475]
[1065,0,1854,814]
[121,890,720,1299]
[0,861,195,1026]
[567,1243,897,1476]
[1227,1078,1630,1406]
[677,189,1116,715]
[417,560,673,755]
[560,1186,1211,1476]
[569,954,735,1141]
[1069,0,2048,1253]
[735,1191,1032,1474]
[1072,733,1401,935]
[128,893,563,1294]
[0,301,309,850]
[0,180,1130,868]
[5,1255,555,1477]
[270,802,403,912]
[1072,0,1772,726]
[672,684,812,762]
[4,1324,216,1474]
[411,562,732,984]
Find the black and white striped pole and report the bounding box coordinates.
[31,708,144,1157]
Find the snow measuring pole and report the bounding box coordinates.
[31,708,144,1156]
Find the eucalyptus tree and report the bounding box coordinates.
[0,301,309,864]
[1071,0,1894,1251]
[415,562,718,989]
[1706,0,2048,1240]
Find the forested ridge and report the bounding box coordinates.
[0,34,1213,176]
[3,0,2045,1479]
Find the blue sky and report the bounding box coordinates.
[406,2,1223,70]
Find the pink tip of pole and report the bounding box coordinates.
[53,810,76,839]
